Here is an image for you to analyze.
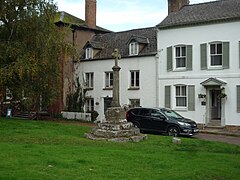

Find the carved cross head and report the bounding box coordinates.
[112,49,121,66]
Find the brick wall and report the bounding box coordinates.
[168,0,189,14]
[85,0,96,28]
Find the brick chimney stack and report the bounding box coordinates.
[85,0,96,28]
[168,0,189,14]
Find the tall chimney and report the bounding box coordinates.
[168,0,189,14]
[85,0,96,28]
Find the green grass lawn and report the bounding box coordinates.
[0,118,239,180]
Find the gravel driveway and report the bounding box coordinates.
[194,133,240,146]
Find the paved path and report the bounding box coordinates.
[194,133,240,146]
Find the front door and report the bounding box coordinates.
[210,90,221,120]
[104,97,112,113]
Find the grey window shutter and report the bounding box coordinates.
[223,42,229,69]
[200,43,207,70]
[167,46,173,71]
[237,85,240,113]
[188,85,195,111]
[165,86,171,108]
[186,45,193,70]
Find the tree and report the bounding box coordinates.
[66,77,88,112]
[0,0,74,114]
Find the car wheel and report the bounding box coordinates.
[168,126,180,137]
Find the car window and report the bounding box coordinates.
[139,109,151,116]
[162,109,182,119]
[151,109,165,118]
[131,109,139,115]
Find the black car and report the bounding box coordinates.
[126,107,199,136]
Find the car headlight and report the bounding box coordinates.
[178,122,191,127]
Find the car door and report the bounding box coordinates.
[138,108,152,130]
[149,109,167,132]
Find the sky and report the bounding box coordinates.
[54,0,215,32]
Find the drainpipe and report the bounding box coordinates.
[71,28,76,94]
[155,55,159,107]
[155,49,162,107]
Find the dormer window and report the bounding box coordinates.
[85,47,93,59]
[129,42,139,55]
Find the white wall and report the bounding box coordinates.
[157,21,240,126]
[75,55,158,122]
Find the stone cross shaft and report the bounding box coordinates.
[111,49,121,107]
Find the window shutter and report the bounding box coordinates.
[188,85,195,111]
[167,46,173,71]
[200,43,207,70]
[237,85,240,113]
[223,42,229,69]
[186,45,193,70]
[239,41,240,68]
[165,86,171,108]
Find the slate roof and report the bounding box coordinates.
[128,35,150,44]
[80,27,157,60]
[158,0,240,29]
[54,11,110,33]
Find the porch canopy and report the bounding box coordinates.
[200,78,227,87]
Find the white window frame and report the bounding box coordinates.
[208,42,223,69]
[129,42,139,55]
[175,85,187,109]
[85,98,94,112]
[6,88,12,100]
[85,72,94,88]
[129,99,140,108]
[105,71,113,88]
[130,70,140,88]
[174,45,186,70]
[85,47,93,59]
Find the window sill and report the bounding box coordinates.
[207,66,223,70]
[129,54,139,56]
[103,87,113,90]
[128,87,140,90]
[85,87,93,91]
[173,107,187,112]
[173,68,187,72]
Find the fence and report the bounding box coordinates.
[61,111,91,122]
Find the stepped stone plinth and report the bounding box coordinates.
[85,107,147,142]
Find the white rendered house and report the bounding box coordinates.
[74,27,158,122]
[157,0,240,129]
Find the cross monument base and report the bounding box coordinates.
[85,107,147,142]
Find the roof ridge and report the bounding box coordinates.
[188,0,234,7]
[92,27,156,38]
[188,0,218,6]
[112,26,156,34]
[157,0,240,29]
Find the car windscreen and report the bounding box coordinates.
[161,109,183,119]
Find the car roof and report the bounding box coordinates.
[129,107,171,111]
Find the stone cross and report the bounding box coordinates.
[111,49,121,107]
[112,49,121,67]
